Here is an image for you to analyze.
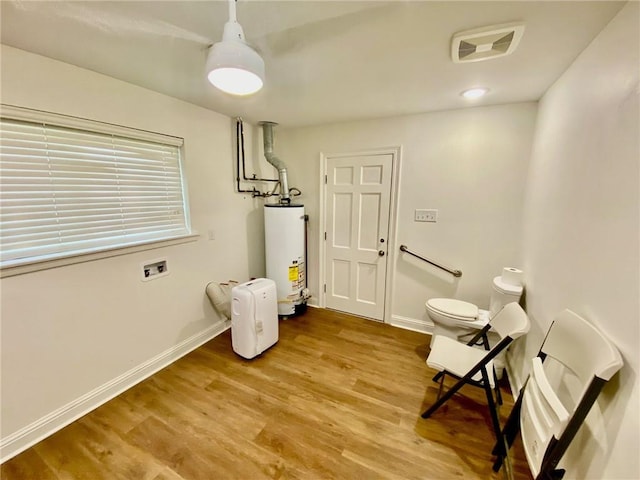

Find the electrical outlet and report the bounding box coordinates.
[415,209,438,222]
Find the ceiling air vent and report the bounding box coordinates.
[452,22,525,63]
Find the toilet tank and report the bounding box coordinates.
[489,276,524,318]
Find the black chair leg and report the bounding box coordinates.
[436,372,445,399]
[493,366,503,406]
[421,374,468,419]
[492,385,525,471]
[481,366,502,443]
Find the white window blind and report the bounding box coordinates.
[0,109,190,268]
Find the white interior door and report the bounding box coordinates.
[324,153,393,321]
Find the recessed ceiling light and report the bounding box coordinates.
[461,88,489,99]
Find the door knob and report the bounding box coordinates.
[378,250,385,257]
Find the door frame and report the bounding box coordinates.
[318,146,402,323]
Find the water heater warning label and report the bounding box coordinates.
[288,265,299,281]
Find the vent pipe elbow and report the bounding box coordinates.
[260,121,290,203]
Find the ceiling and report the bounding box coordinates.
[0,1,625,127]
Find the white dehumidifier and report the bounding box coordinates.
[231,278,278,359]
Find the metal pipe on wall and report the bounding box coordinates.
[260,121,290,204]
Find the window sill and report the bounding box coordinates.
[0,233,201,279]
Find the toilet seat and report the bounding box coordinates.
[426,298,479,322]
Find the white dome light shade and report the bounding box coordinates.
[206,38,264,96]
[208,67,263,96]
[461,87,489,99]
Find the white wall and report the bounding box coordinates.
[0,46,267,460]
[275,104,537,330]
[515,2,639,479]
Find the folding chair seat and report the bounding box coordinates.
[493,309,623,480]
[421,302,530,442]
[430,316,502,405]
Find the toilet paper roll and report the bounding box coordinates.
[501,267,524,286]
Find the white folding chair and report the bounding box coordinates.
[421,302,530,442]
[493,309,623,480]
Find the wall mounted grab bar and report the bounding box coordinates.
[399,245,462,278]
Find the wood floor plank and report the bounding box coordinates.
[1,307,532,479]
[0,447,58,480]
[126,415,221,480]
[150,467,186,480]
[77,416,167,480]
[85,396,150,436]
[33,420,161,480]
[254,412,385,480]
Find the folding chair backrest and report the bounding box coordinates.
[521,356,570,477]
[489,302,530,342]
[540,309,623,383]
[521,309,623,477]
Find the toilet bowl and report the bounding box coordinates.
[425,272,524,346]
[426,298,490,345]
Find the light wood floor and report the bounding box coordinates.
[2,308,531,480]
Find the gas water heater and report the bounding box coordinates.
[264,203,306,317]
[258,121,307,317]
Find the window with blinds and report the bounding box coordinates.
[0,107,190,268]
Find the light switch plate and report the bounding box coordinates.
[415,209,438,222]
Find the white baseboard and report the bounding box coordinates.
[307,307,432,337]
[389,314,433,335]
[0,319,230,464]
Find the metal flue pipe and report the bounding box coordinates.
[260,121,290,203]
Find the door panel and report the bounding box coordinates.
[357,262,377,303]
[333,193,353,247]
[359,193,381,250]
[332,259,350,298]
[325,153,392,321]
[335,166,354,184]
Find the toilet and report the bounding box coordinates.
[425,271,524,346]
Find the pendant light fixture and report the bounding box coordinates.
[206,0,264,96]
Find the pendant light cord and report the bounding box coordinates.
[228,0,237,23]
